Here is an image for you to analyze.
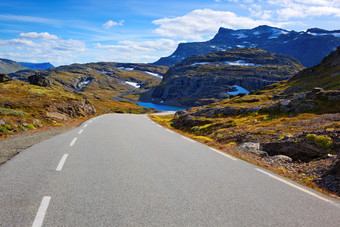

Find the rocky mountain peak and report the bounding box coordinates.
[154,25,340,67]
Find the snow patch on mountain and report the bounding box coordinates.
[144,71,163,79]
[125,81,140,88]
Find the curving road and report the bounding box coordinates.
[0,114,339,226]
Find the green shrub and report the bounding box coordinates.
[306,134,332,149]
[4,124,12,130]
[0,108,28,117]
[0,126,9,133]
[26,124,35,130]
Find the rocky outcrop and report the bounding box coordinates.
[0,74,11,83]
[261,141,329,162]
[28,73,50,87]
[154,25,340,67]
[46,100,96,120]
[145,48,303,107]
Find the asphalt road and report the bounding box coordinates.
[0,114,339,226]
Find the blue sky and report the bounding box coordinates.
[1,0,340,66]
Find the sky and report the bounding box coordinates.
[1,0,340,66]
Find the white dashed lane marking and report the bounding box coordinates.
[56,154,69,171]
[70,137,77,147]
[32,196,51,227]
[78,129,84,134]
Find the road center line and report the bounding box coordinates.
[181,136,196,143]
[78,129,84,134]
[166,129,174,134]
[83,124,88,128]
[255,168,336,205]
[56,154,69,171]
[70,137,77,147]
[209,147,237,161]
[32,196,51,227]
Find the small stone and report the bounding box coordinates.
[272,155,292,163]
[259,151,269,158]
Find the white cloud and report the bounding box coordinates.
[0,14,58,25]
[0,33,85,65]
[94,39,181,63]
[18,32,58,40]
[103,20,124,29]
[266,0,340,19]
[95,39,179,53]
[152,9,284,40]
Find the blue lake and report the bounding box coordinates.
[137,102,186,111]
[227,85,249,96]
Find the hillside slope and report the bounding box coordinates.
[154,25,340,67]
[144,48,304,107]
[1,62,168,137]
[0,59,26,74]
[155,47,340,196]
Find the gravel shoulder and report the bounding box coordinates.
[0,121,83,166]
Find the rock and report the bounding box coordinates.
[0,73,11,82]
[28,73,50,86]
[312,87,325,93]
[261,141,329,162]
[239,142,261,154]
[46,100,96,120]
[21,122,29,127]
[272,155,293,163]
[259,151,269,158]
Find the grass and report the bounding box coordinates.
[0,108,28,117]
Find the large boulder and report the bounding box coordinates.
[261,141,329,162]
[28,73,50,87]
[0,73,11,83]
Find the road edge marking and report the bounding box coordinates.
[209,147,237,161]
[56,154,69,171]
[181,136,196,143]
[32,196,51,227]
[70,137,77,147]
[255,168,337,206]
[166,129,174,134]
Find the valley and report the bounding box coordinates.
[1,25,340,201]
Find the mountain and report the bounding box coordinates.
[142,48,304,107]
[154,25,340,68]
[19,62,54,70]
[0,58,27,74]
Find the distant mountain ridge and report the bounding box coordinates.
[0,58,26,74]
[19,62,54,70]
[154,25,340,67]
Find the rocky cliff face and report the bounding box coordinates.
[144,48,304,107]
[154,25,340,68]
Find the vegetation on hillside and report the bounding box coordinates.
[150,47,340,196]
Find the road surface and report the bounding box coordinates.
[0,114,339,226]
